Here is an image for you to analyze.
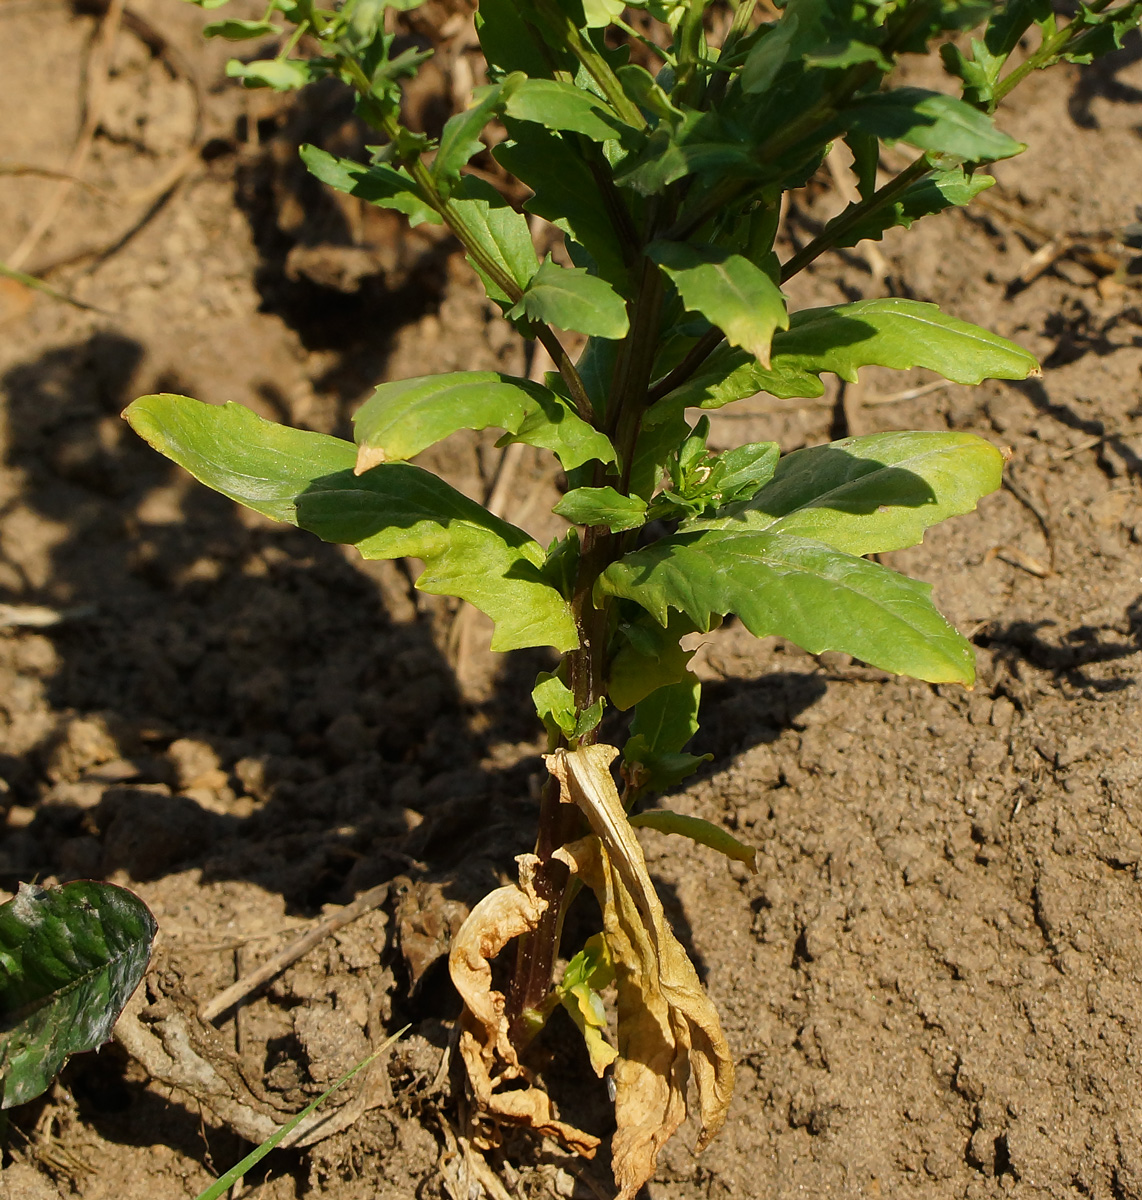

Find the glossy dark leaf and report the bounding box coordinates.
[0,882,156,1108]
[846,88,1024,162]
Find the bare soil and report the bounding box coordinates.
[2,4,1142,1199]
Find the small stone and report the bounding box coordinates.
[968,1128,998,1175]
[167,737,227,792]
[46,716,118,783]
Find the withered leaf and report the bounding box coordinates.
[548,745,734,1200]
[448,854,600,1157]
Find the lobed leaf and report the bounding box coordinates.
[657,297,1039,412]
[508,256,630,339]
[553,486,647,531]
[125,395,577,652]
[432,74,523,195]
[226,57,315,91]
[648,242,788,368]
[598,530,977,684]
[495,127,630,292]
[1,882,157,1108]
[352,371,614,472]
[695,431,1005,556]
[300,145,440,226]
[828,168,996,248]
[846,87,1025,161]
[505,78,633,142]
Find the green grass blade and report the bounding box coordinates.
[194,1026,408,1200]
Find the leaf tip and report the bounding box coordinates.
[354,444,388,475]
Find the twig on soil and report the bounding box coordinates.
[115,984,397,1150]
[199,882,389,1023]
[0,602,96,628]
[1002,472,1055,569]
[6,0,125,272]
[860,378,953,407]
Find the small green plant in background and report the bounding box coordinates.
[118,0,1141,1192]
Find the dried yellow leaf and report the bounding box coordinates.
[448,853,600,1157]
[547,745,734,1200]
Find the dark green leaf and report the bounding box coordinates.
[476,0,574,78]
[614,109,760,195]
[300,145,440,226]
[828,167,995,247]
[125,395,577,652]
[616,64,684,125]
[432,75,523,195]
[657,297,1040,411]
[739,15,802,95]
[648,241,788,367]
[847,88,1025,162]
[495,128,630,291]
[352,371,613,472]
[0,882,156,1108]
[226,57,315,91]
[507,256,630,339]
[599,530,976,683]
[985,0,1052,56]
[623,674,709,793]
[203,18,281,39]
[804,40,891,70]
[608,610,695,711]
[505,78,632,142]
[696,431,1004,555]
[553,486,647,531]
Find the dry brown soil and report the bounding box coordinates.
[2,4,1142,1199]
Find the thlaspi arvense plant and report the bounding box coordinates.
[125,0,1142,1192]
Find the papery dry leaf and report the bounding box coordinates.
[448,853,600,1157]
[548,745,734,1200]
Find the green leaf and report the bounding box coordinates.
[297,464,578,651]
[616,64,684,124]
[0,882,156,1109]
[804,39,891,71]
[495,128,630,292]
[125,394,357,524]
[553,486,647,532]
[829,167,995,247]
[352,371,613,472]
[182,0,231,9]
[226,57,315,91]
[447,175,540,301]
[432,74,522,196]
[608,609,696,711]
[614,109,759,195]
[648,242,788,367]
[505,78,631,142]
[657,298,1040,411]
[533,672,577,740]
[203,18,282,39]
[985,0,1052,57]
[712,441,781,504]
[623,673,710,793]
[476,0,574,78]
[550,934,616,1077]
[846,88,1025,162]
[629,811,757,869]
[630,672,700,754]
[599,530,976,683]
[300,145,440,226]
[739,14,802,95]
[696,432,1004,555]
[125,395,577,652]
[507,256,630,339]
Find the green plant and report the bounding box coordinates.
[0,881,156,1109]
[124,0,1141,1192]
